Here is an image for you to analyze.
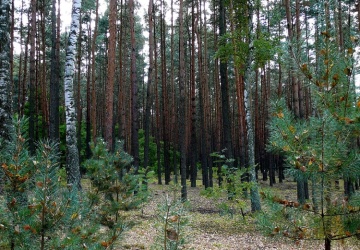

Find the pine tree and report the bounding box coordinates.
[260,23,360,249]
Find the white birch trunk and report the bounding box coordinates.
[244,0,261,212]
[0,0,11,193]
[64,0,82,189]
[0,0,11,142]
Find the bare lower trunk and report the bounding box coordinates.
[244,0,261,212]
[64,0,82,189]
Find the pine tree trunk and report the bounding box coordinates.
[129,0,139,173]
[85,23,91,158]
[179,0,187,201]
[170,0,178,184]
[160,3,170,184]
[105,0,117,151]
[28,0,36,154]
[117,0,124,140]
[154,24,162,185]
[219,0,234,165]
[190,0,197,188]
[197,0,209,188]
[39,2,49,136]
[64,0,82,189]
[49,0,60,142]
[144,0,155,174]
[91,0,99,144]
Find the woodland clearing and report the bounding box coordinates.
[114,180,358,250]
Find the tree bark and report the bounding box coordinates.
[91,0,99,144]
[129,0,139,172]
[28,0,37,154]
[64,0,82,189]
[190,0,197,187]
[0,0,11,145]
[219,0,234,165]
[160,2,170,184]
[144,0,155,174]
[244,0,261,212]
[179,0,187,201]
[49,0,60,142]
[104,0,117,151]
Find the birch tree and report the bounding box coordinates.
[0,0,11,144]
[244,0,261,212]
[64,0,82,189]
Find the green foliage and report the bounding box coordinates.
[138,129,179,178]
[261,28,360,245]
[151,194,189,250]
[201,151,252,219]
[253,33,276,68]
[0,117,143,249]
[83,138,151,225]
[0,117,107,249]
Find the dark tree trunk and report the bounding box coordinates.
[29,0,37,154]
[219,0,234,165]
[129,0,139,172]
[179,0,187,201]
[104,0,117,151]
[144,0,155,174]
[49,0,60,142]
[160,2,170,184]
[91,0,99,144]
[190,0,197,188]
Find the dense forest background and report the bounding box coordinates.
[0,0,360,248]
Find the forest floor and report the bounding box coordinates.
[114,178,359,250]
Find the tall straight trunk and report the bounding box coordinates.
[40,3,49,136]
[197,0,208,188]
[213,1,222,186]
[64,0,82,189]
[189,0,197,187]
[285,0,306,203]
[155,26,162,184]
[244,0,261,212]
[76,12,83,158]
[129,0,139,172]
[91,0,99,143]
[230,0,247,170]
[202,0,212,187]
[9,0,13,106]
[29,0,37,154]
[17,0,24,115]
[179,0,187,201]
[143,0,154,173]
[85,21,91,158]
[49,0,60,142]
[19,7,30,117]
[0,0,11,144]
[117,0,125,140]
[170,0,178,184]
[219,0,233,164]
[160,3,170,184]
[105,0,117,151]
